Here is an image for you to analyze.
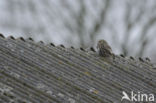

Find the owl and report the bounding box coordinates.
[97,40,113,57]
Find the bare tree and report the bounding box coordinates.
[61,0,111,47]
[0,0,156,60]
[119,0,156,57]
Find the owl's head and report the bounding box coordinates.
[97,39,108,49]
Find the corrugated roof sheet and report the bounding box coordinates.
[0,34,155,103]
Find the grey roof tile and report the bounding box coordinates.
[0,34,156,103]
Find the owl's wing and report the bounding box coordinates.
[105,45,112,52]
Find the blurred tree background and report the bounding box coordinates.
[0,0,156,62]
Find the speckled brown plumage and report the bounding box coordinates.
[97,40,113,57]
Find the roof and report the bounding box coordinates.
[0,34,155,103]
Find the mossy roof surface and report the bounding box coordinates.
[0,34,155,103]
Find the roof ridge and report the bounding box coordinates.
[0,33,153,64]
